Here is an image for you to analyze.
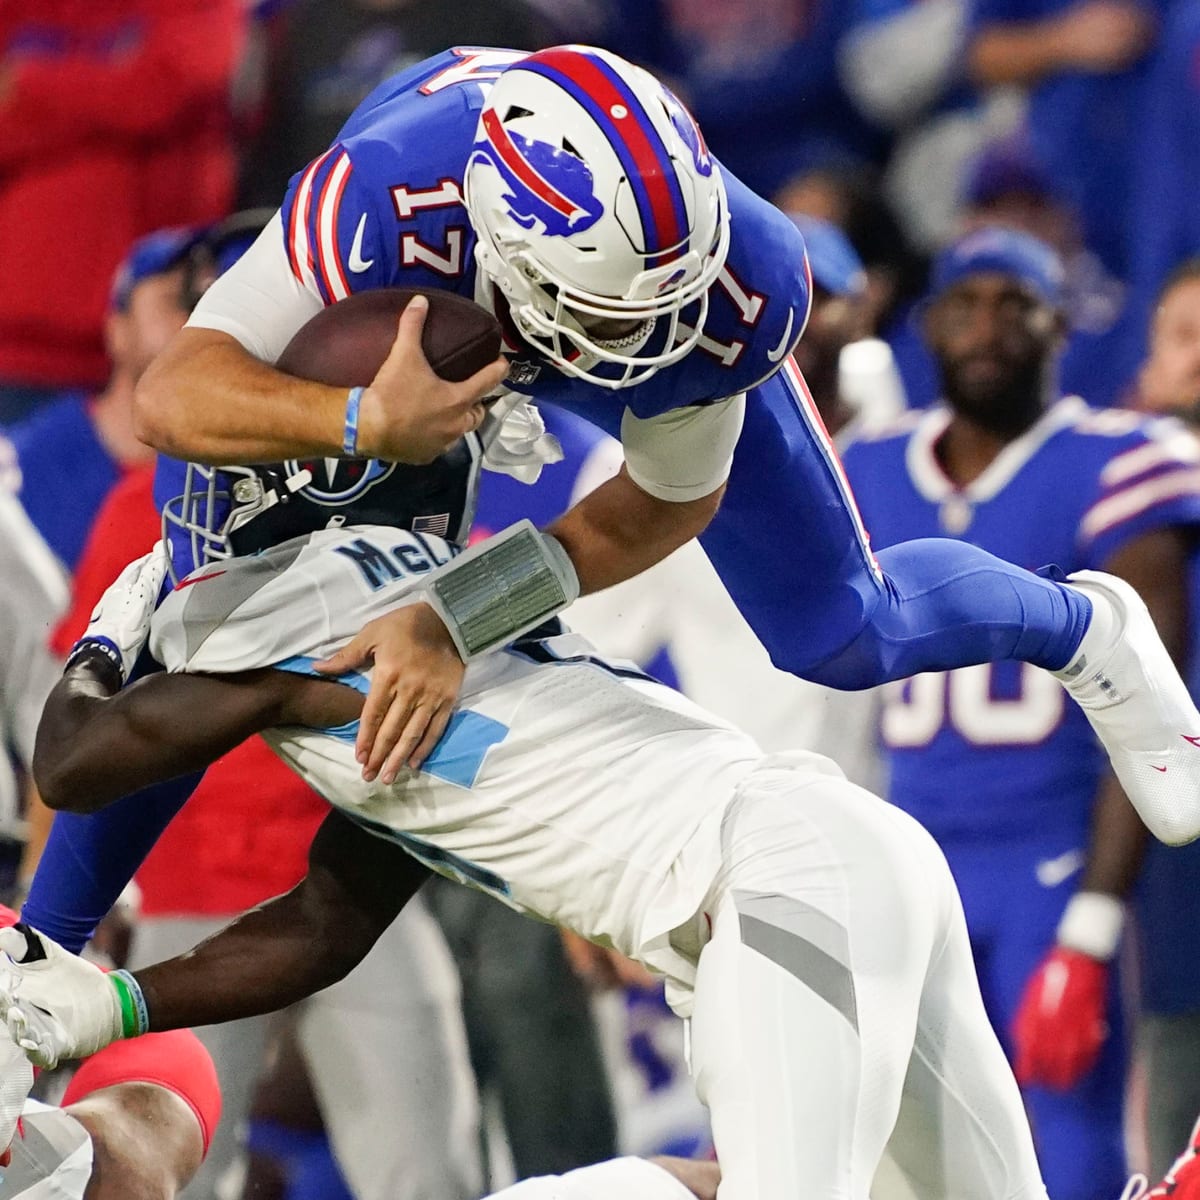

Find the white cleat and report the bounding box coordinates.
[1055,570,1200,846]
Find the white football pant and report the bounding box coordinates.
[682,757,1048,1200]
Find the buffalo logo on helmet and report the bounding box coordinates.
[472,107,604,239]
[661,90,712,179]
[283,457,397,507]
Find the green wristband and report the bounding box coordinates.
[109,970,149,1039]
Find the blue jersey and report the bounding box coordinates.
[2,394,121,572]
[278,47,810,436]
[842,398,1200,841]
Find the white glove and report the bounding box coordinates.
[0,926,126,1069]
[67,541,169,684]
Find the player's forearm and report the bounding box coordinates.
[548,467,723,595]
[135,811,420,1029]
[34,663,286,813]
[133,887,366,1029]
[134,328,349,465]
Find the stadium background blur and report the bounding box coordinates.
[4,1,1200,1198]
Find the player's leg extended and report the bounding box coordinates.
[686,760,1046,1200]
[705,364,1200,843]
[701,362,1087,687]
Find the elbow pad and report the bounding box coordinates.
[422,520,580,660]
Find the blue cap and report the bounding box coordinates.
[930,226,1065,308]
[109,226,203,313]
[787,215,867,299]
[962,137,1061,207]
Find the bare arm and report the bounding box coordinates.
[33,654,360,813]
[136,316,507,467]
[134,328,352,464]
[548,466,724,595]
[134,809,425,1029]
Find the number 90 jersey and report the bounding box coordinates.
[841,398,1200,841]
[278,47,810,431]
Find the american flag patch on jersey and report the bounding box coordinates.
[412,513,450,536]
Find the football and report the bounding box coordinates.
[277,288,503,386]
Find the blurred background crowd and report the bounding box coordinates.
[5,1,1200,1198]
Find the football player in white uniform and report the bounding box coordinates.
[1,525,1057,1200]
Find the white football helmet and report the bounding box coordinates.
[464,45,730,388]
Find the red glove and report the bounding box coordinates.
[1012,947,1108,1090]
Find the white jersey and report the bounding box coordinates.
[149,526,763,986]
[0,1101,93,1199]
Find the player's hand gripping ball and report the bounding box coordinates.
[277,287,504,386]
[278,288,507,465]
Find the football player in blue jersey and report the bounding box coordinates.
[22,46,1200,964]
[841,227,1200,1200]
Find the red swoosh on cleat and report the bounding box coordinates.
[1152,765,1168,773]
[1183,735,1200,748]
[175,570,228,590]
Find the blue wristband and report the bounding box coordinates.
[343,387,365,457]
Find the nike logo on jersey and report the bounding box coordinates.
[1035,848,1085,888]
[348,215,374,273]
[175,570,228,590]
[766,311,795,363]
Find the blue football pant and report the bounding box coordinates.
[701,363,1090,687]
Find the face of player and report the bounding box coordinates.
[123,266,191,382]
[924,272,1061,436]
[1140,276,1200,417]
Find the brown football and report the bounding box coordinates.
[277,288,503,386]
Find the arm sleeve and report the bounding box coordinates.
[186,211,325,364]
[187,141,392,361]
[619,396,745,502]
[63,1029,221,1155]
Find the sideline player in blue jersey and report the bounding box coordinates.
[23,46,1200,954]
[842,228,1200,1200]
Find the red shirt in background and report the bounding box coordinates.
[55,468,325,917]
[0,1,245,389]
